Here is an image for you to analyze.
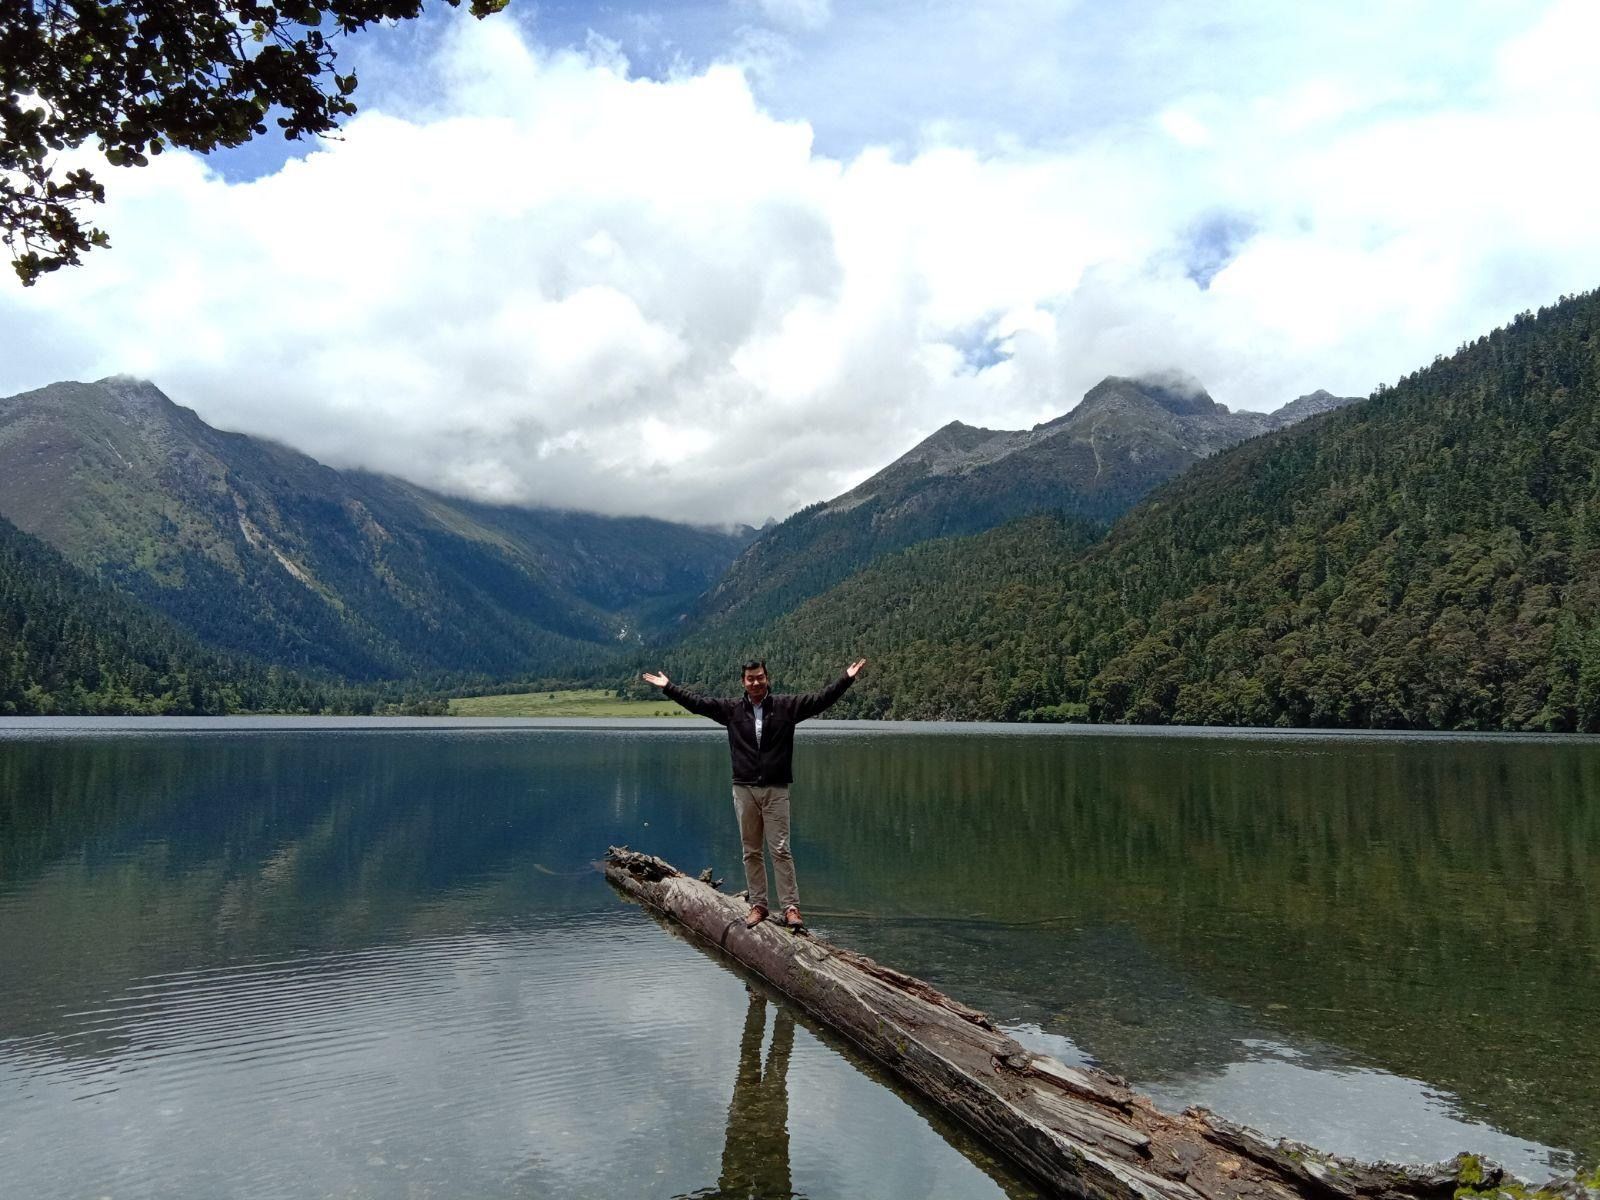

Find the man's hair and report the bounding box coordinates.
[740,658,767,676]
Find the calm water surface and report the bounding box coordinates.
[0,719,1596,1198]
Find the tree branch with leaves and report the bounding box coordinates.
[0,0,507,285]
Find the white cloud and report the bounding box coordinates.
[1158,107,1213,149]
[1496,0,1600,105]
[4,4,1599,525]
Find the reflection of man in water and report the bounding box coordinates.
[713,990,795,1200]
[641,658,866,930]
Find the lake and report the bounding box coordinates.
[1,719,1595,1198]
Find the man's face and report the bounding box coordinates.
[742,668,769,704]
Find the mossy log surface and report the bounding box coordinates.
[603,847,1594,1200]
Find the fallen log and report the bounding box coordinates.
[603,847,1593,1200]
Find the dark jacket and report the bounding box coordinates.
[664,674,855,786]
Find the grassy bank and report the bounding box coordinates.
[447,689,695,718]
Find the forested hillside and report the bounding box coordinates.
[654,514,1101,716]
[0,515,367,715]
[654,290,1600,731]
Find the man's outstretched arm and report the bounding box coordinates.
[642,671,732,725]
[793,658,868,721]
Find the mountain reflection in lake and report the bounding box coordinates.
[0,721,1594,1198]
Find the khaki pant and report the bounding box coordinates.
[732,784,797,912]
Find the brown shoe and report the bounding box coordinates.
[783,906,804,929]
[744,906,768,928]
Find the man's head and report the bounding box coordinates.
[741,659,769,704]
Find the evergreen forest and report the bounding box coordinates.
[0,515,376,715]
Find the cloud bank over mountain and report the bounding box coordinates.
[4,1,1599,525]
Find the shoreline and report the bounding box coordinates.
[3,714,1600,742]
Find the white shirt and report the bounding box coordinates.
[752,698,764,744]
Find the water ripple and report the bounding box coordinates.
[2,913,761,1199]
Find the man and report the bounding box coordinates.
[641,657,867,930]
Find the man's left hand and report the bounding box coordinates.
[846,658,868,678]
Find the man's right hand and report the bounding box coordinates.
[642,671,669,687]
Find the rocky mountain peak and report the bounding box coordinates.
[865,418,1004,477]
[1080,373,1228,419]
[96,374,171,404]
[90,376,209,433]
[1266,388,1364,428]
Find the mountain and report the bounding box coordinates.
[1262,388,1357,428]
[683,374,1359,638]
[0,378,752,679]
[656,290,1600,731]
[0,513,364,714]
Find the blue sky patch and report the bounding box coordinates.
[1183,212,1257,290]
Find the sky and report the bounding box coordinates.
[4,0,1600,526]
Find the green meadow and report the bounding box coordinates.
[447,689,694,718]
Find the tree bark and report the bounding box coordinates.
[603,847,1584,1200]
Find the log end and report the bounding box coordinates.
[1192,1111,1590,1200]
[604,845,681,882]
